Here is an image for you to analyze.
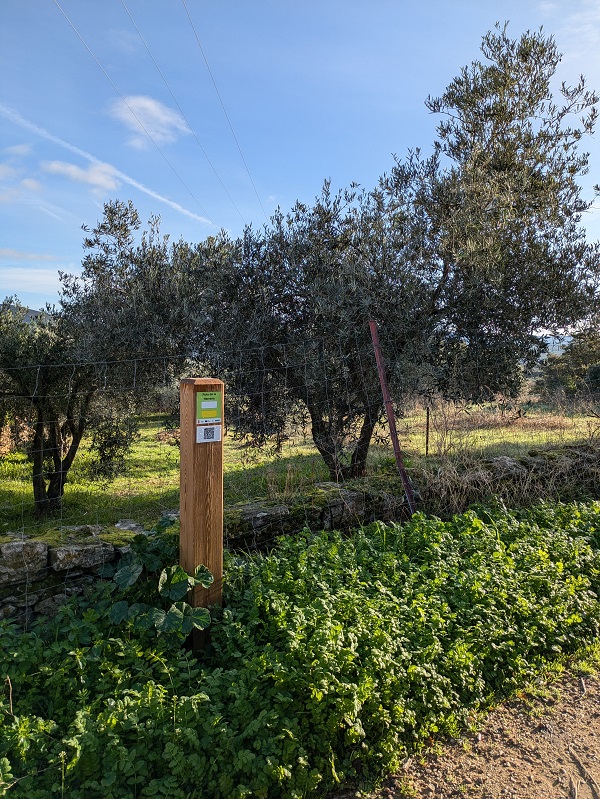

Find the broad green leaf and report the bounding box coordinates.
[194,564,214,589]
[149,607,167,630]
[127,602,150,620]
[130,607,155,630]
[158,565,193,601]
[178,602,211,634]
[154,604,184,634]
[132,534,150,549]
[109,600,130,624]
[140,551,164,572]
[97,562,116,578]
[113,559,143,591]
[154,516,175,534]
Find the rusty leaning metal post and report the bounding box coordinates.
[180,378,224,648]
[368,321,417,516]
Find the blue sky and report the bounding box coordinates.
[1,0,600,311]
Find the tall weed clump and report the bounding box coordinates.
[1,501,600,798]
[414,443,600,518]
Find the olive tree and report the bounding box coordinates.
[60,200,194,368]
[0,201,191,514]
[536,322,600,402]
[195,180,433,480]
[412,24,600,397]
[0,300,101,513]
[191,25,599,482]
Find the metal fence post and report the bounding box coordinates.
[368,321,417,515]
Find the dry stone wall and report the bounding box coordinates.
[8,448,593,627]
[0,536,120,627]
[1,479,412,627]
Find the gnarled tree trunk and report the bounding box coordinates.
[310,406,381,481]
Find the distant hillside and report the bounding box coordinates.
[6,304,47,323]
[540,335,572,358]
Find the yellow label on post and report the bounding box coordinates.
[196,391,222,424]
[196,391,223,443]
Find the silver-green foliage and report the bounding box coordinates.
[193,25,600,480]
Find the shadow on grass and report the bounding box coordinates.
[0,449,331,539]
[4,425,596,539]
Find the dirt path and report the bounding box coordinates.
[368,669,600,799]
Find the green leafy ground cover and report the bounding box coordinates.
[1,500,600,798]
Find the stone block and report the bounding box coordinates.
[1,540,48,570]
[224,502,291,549]
[60,525,104,537]
[115,520,146,534]
[0,541,48,587]
[49,541,115,572]
[14,593,39,607]
[316,483,366,529]
[35,594,68,616]
[0,603,17,620]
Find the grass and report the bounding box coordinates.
[398,402,596,459]
[0,414,328,543]
[0,416,181,542]
[1,404,598,543]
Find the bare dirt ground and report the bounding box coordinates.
[331,665,600,799]
[368,669,600,799]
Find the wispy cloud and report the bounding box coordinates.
[0,188,19,204]
[20,178,42,192]
[109,95,191,149]
[3,143,31,157]
[38,205,66,222]
[0,148,41,198]
[0,266,63,294]
[537,2,559,13]
[0,248,58,261]
[554,1,600,79]
[0,102,212,225]
[0,163,19,180]
[43,160,120,192]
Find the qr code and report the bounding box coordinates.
[203,427,215,440]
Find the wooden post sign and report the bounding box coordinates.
[179,378,224,613]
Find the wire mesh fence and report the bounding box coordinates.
[2,343,599,544]
[2,338,600,627]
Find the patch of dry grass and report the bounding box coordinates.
[413,443,600,518]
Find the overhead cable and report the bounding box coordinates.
[181,0,269,222]
[52,0,215,226]
[120,0,247,226]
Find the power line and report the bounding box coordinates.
[120,0,247,227]
[180,0,269,222]
[51,0,215,227]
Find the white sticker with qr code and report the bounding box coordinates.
[196,424,222,443]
